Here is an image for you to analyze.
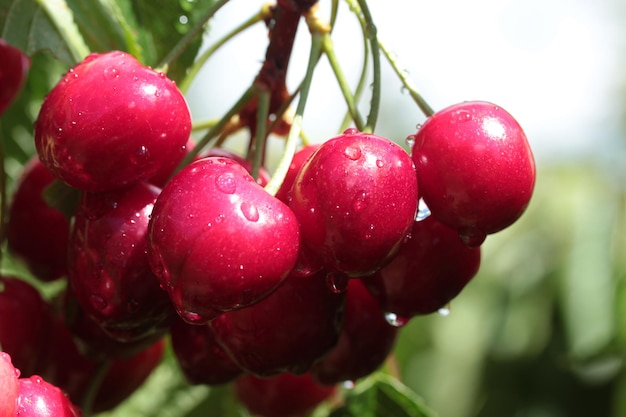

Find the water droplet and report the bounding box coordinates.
[343,146,362,161]
[178,15,189,24]
[326,272,349,294]
[454,109,473,123]
[415,123,423,130]
[104,67,119,79]
[240,202,259,222]
[130,145,149,165]
[384,312,409,327]
[438,305,451,316]
[215,173,237,194]
[89,294,108,311]
[405,134,416,149]
[376,159,384,168]
[180,310,203,324]
[343,127,359,135]
[352,191,368,212]
[343,380,356,389]
[400,86,408,95]
[415,198,431,221]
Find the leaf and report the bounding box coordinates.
[330,374,438,417]
[0,0,89,64]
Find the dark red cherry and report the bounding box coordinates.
[0,39,30,115]
[274,144,319,204]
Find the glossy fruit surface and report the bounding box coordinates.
[365,216,481,320]
[411,101,535,245]
[0,353,19,417]
[34,50,191,192]
[147,156,300,324]
[68,182,173,342]
[16,375,82,417]
[204,147,271,186]
[289,128,418,276]
[170,317,243,385]
[210,269,346,377]
[0,39,30,115]
[274,144,319,204]
[311,279,398,385]
[0,277,51,376]
[7,157,70,282]
[235,372,336,417]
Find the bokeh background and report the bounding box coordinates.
[184,1,626,416]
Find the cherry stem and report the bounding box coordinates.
[251,87,271,180]
[378,39,434,117]
[355,0,380,133]
[178,8,265,94]
[156,0,230,73]
[81,359,111,417]
[264,31,323,196]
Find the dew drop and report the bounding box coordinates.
[104,67,119,79]
[376,159,384,168]
[215,173,237,194]
[342,380,356,390]
[343,127,359,135]
[240,202,259,222]
[352,191,368,213]
[130,145,149,165]
[415,198,431,221]
[405,134,416,149]
[89,294,108,311]
[326,272,349,294]
[343,146,362,161]
[384,312,409,327]
[438,305,451,317]
[454,109,473,123]
[180,310,203,324]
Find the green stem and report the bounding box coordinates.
[321,33,365,131]
[264,32,323,196]
[81,359,111,417]
[178,10,263,94]
[156,0,231,73]
[251,87,271,180]
[378,40,434,117]
[355,0,380,133]
[176,86,256,171]
[191,118,219,132]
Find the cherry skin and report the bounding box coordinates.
[364,216,481,321]
[34,50,191,192]
[0,39,30,115]
[204,147,271,186]
[6,157,70,282]
[311,279,398,385]
[209,268,346,377]
[67,181,174,343]
[410,101,535,245]
[16,376,82,417]
[289,129,418,277]
[235,372,337,417]
[0,276,52,376]
[274,144,319,204]
[170,316,243,385]
[147,156,300,324]
[0,353,19,417]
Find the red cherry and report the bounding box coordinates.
[289,129,418,277]
[411,101,535,245]
[0,353,19,417]
[204,147,271,186]
[0,39,30,115]
[274,144,319,204]
[16,376,82,417]
[34,51,191,192]
[235,372,336,417]
[147,156,300,324]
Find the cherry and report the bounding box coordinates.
[16,375,82,417]
[6,157,70,282]
[364,216,481,321]
[209,268,346,377]
[235,372,336,417]
[170,316,243,385]
[67,181,174,343]
[274,144,319,204]
[311,279,398,385]
[34,50,191,192]
[0,39,30,115]
[0,276,51,377]
[289,128,418,277]
[147,156,300,324]
[0,353,19,417]
[204,147,271,186]
[410,101,535,245]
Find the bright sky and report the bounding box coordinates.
[185,0,624,163]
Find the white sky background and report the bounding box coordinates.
[185,0,625,165]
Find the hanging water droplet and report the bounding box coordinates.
[343,146,362,161]
[438,305,451,317]
[215,173,237,194]
[240,202,259,222]
[326,272,349,294]
[384,312,409,327]
[405,134,416,149]
[415,198,431,221]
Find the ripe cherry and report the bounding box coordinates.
[210,268,346,377]
[235,372,336,417]
[0,353,19,417]
[0,39,30,115]
[16,375,82,417]
[410,101,535,245]
[364,216,481,321]
[274,144,319,204]
[34,50,191,192]
[289,129,418,277]
[147,156,300,324]
[6,157,70,282]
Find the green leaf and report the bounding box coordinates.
[330,374,438,417]
[0,0,90,64]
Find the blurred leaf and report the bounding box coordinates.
[0,0,90,64]
[330,374,438,417]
